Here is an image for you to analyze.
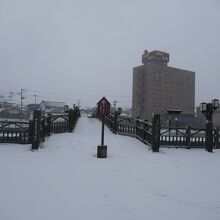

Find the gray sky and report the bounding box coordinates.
[0,0,219,108]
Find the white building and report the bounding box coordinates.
[0,95,16,110]
[40,101,66,114]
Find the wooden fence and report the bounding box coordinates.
[104,113,160,152]
[103,113,220,151]
[0,121,30,144]
[104,113,136,136]
[160,126,220,149]
[0,107,81,149]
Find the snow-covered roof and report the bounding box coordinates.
[41,101,65,108]
[119,113,129,117]
[0,95,5,103]
[6,100,16,104]
[0,106,20,113]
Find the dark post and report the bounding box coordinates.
[136,117,140,138]
[186,126,191,149]
[205,103,214,152]
[46,113,52,136]
[168,117,171,136]
[32,110,41,150]
[41,116,46,142]
[101,115,105,145]
[200,100,219,153]
[151,114,160,152]
[97,101,107,158]
[214,127,220,149]
[206,121,213,152]
[113,111,118,133]
[68,109,73,132]
[175,116,178,136]
[29,120,34,144]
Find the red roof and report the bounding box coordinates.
[97,97,111,105]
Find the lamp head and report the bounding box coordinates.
[212,99,219,109]
[64,105,69,113]
[200,102,207,112]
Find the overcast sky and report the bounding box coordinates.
[0,0,219,108]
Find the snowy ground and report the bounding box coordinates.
[0,114,220,220]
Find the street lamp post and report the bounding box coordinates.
[113,107,122,133]
[200,99,219,152]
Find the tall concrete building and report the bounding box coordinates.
[132,50,195,121]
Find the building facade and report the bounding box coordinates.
[40,101,66,114]
[132,50,195,121]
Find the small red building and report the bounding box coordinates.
[97,97,111,117]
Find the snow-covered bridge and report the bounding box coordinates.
[0,113,220,220]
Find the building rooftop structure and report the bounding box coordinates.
[142,50,169,66]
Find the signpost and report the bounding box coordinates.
[97,100,107,158]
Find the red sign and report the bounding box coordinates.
[100,100,106,116]
[97,97,110,117]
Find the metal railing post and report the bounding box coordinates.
[186,126,191,149]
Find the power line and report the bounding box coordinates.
[26,88,131,98]
[0,88,132,107]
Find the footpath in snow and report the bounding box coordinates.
[0,114,220,220]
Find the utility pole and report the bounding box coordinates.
[33,95,38,104]
[20,89,26,120]
[9,92,14,101]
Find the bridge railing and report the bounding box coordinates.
[102,113,220,151]
[0,121,30,144]
[0,107,81,149]
[30,107,80,150]
[104,113,160,152]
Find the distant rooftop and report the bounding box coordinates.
[0,95,5,103]
[41,101,65,108]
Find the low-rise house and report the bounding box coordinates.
[0,106,21,119]
[0,95,16,109]
[40,101,66,114]
[27,104,41,112]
